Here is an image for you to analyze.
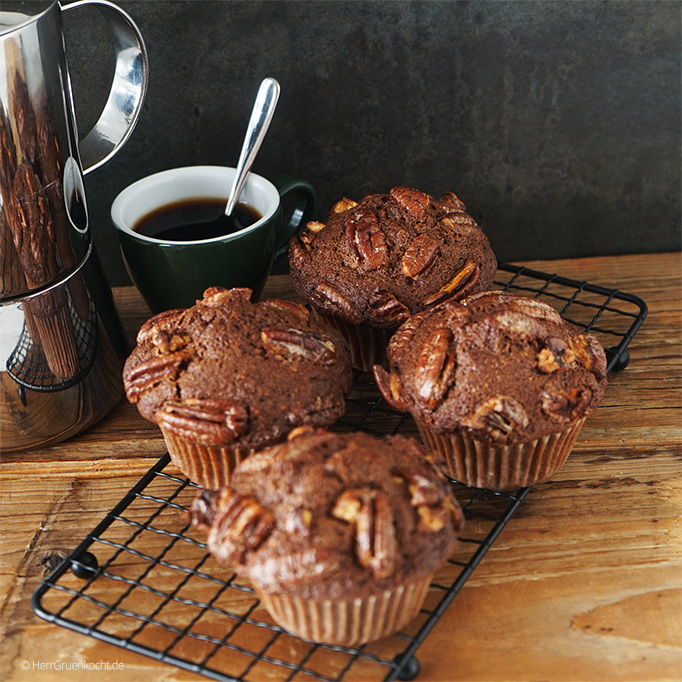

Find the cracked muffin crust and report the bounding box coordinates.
[288,186,497,371]
[374,291,608,490]
[123,287,352,487]
[189,427,464,645]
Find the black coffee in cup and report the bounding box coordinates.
[133,197,262,241]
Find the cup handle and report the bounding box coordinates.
[273,174,316,261]
[62,0,149,175]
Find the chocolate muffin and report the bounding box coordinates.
[374,291,608,490]
[190,427,464,645]
[289,186,497,372]
[123,287,352,488]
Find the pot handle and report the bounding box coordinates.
[63,0,149,175]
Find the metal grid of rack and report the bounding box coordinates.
[32,263,647,682]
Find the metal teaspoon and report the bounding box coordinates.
[224,77,280,218]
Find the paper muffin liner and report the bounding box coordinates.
[416,417,588,491]
[256,575,431,646]
[317,315,396,373]
[159,426,253,489]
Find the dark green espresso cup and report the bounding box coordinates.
[111,166,315,312]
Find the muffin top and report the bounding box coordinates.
[289,187,497,329]
[374,291,608,444]
[189,428,464,599]
[123,287,352,451]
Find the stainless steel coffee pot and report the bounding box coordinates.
[0,1,148,451]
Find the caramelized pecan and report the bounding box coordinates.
[287,424,317,441]
[357,494,396,578]
[331,489,363,522]
[394,228,410,248]
[298,221,325,247]
[438,191,467,212]
[440,300,472,327]
[583,334,608,379]
[540,387,592,422]
[424,260,479,306]
[290,237,312,268]
[417,497,464,534]
[402,233,440,278]
[416,505,446,532]
[440,213,478,230]
[537,348,561,374]
[333,197,358,213]
[392,468,463,534]
[566,334,594,371]
[387,311,428,357]
[201,286,243,306]
[156,398,249,444]
[367,289,410,324]
[414,328,456,408]
[136,309,184,344]
[247,548,341,589]
[124,349,193,402]
[346,209,387,270]
[284,507,313,536]
[151,330,192,354]
[258,297,310,322]
[390,186,430,221]
[298,393,347,422]
[537,337,576,374]
[463,396,529,439]
[309,282,362,323]
[493,310,550,341]
[332,488,397,578]
[508,296,563,325]
[466,291,562,325]
[393,468,441,506]
[197,287,253,309]
[261,327,336,364]
[208,490,274,565]
[298,230,316,248]
[373,366,407,411]
[189,489,221,531]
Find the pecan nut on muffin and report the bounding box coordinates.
[288,186,497,372]
[189,427,464,646]
[373,291,608,491]
[123,287,352,488]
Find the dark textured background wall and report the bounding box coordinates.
[5,0,681,286]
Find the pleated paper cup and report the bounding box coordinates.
[256,576,431,647]
[317,315,395,373]
[159,426,253,489]
[417,417,588,491]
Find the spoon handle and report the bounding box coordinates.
[225,77,280,216]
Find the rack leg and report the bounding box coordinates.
[70,550,99,579]
[394,653,420,681]
[606,346,630,371]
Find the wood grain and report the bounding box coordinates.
[1,253,680,682]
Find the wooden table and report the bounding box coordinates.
[1,252,680,682]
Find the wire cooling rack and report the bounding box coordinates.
[32,263,647,682]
